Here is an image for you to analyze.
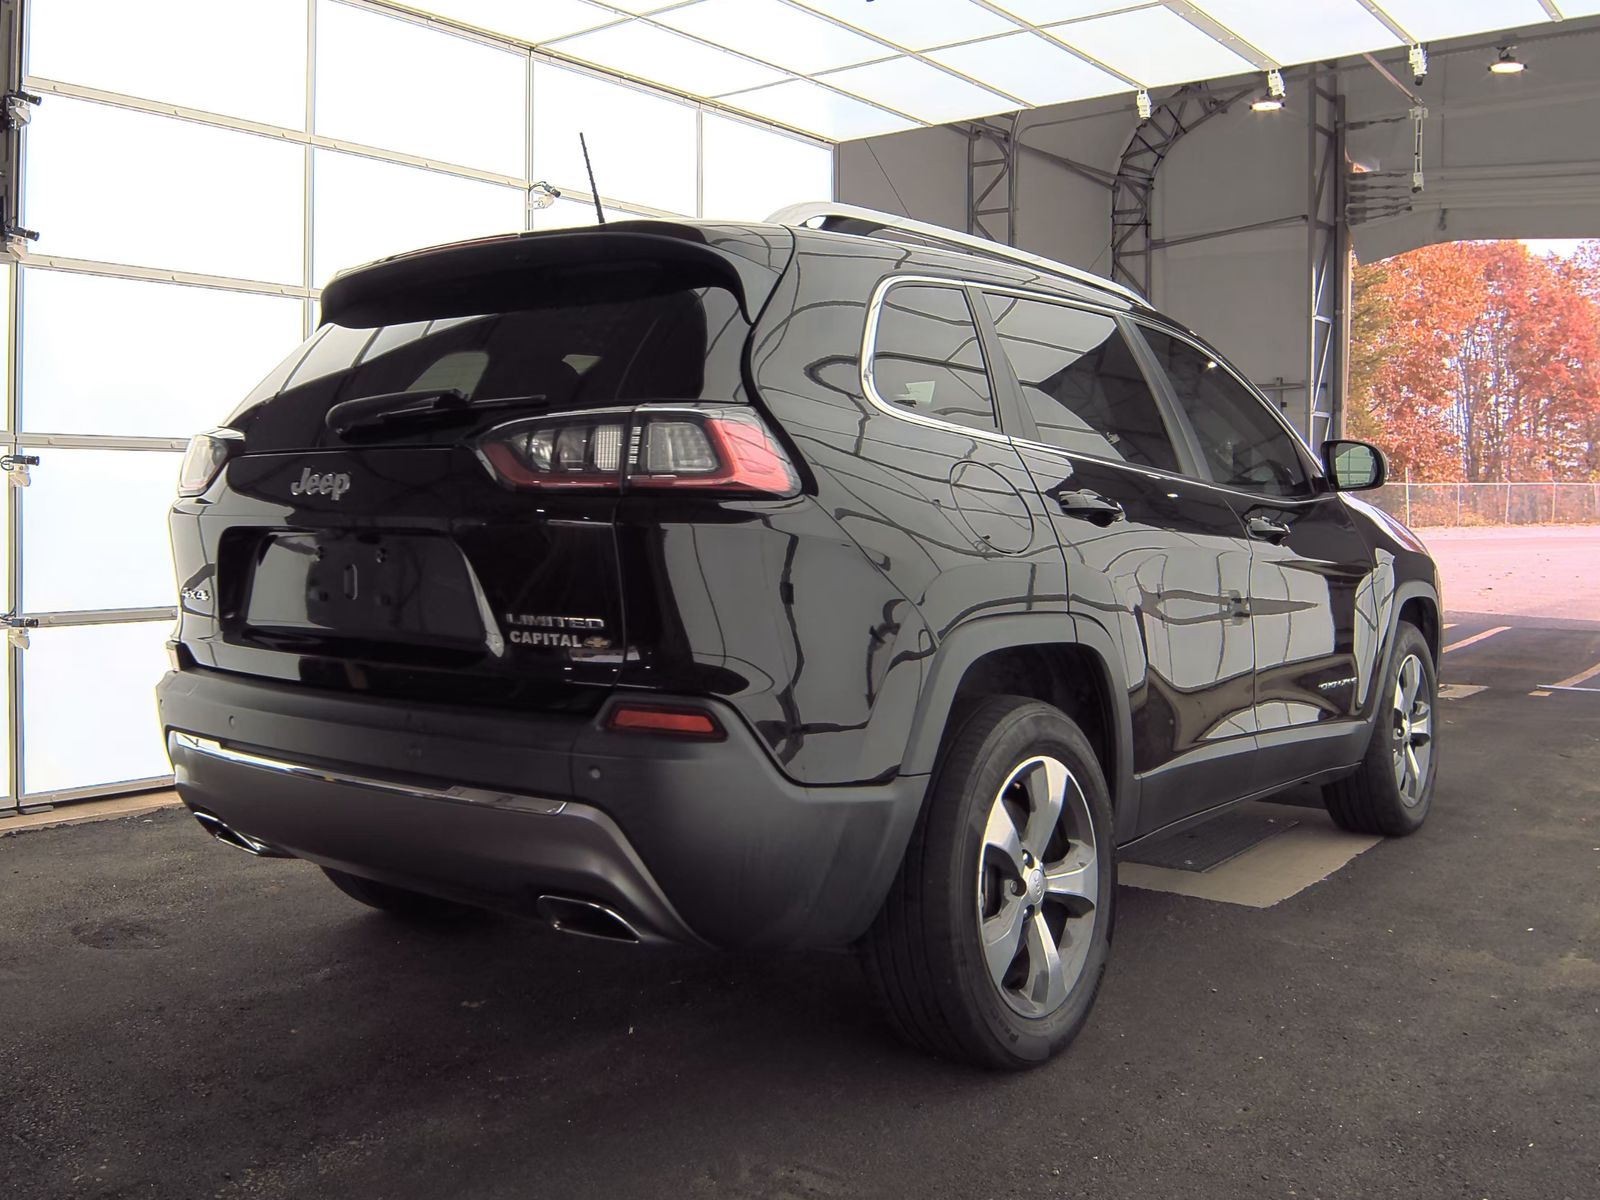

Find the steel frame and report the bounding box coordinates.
[1110,83,1251,298]
[1305,62,1349,445]
[970,69,1349,441]
[0,0,827,815]
[966,112,1021,246]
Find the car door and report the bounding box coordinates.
[975,289,1260,838]
[1135,325,1381,792]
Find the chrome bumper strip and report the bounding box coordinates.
[167,732,567,817]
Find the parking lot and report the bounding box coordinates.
[4,607,1597,1199]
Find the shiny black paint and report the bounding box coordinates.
[176,447,626,708]
[1014,445,1260,835]
[161,218,1442,948]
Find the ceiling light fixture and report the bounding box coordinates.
[1489,46,1525,75]
[1135,88,1152,120]
[1251,68,1285,112]
[1408,43,1427,85]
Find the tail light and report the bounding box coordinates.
[177,429,243,497]
[476,406,800,497]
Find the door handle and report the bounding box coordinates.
[1246,515,1291,542]
[1051,488,1125,526]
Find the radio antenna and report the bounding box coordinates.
[578,133,605,224]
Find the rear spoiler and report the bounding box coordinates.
[320,223,794,328]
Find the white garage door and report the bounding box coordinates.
[2,0,831,813]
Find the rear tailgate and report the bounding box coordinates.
[173,223,793,711]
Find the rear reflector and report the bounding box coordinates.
[607,703,725,740]
[476,406,799,497]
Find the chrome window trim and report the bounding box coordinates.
[858,274,1326,509]
[1006,432,1216,490]
[859,275,1155,449]
[168,732,567,817]
[859,274,1019,447]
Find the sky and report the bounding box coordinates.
[1522,239,1595,258]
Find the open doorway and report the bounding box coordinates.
[1349,239,1600,624]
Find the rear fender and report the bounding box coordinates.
[899,614,1139,843]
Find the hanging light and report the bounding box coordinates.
[1489,46,1525,74]
[1408,43,1428,84]
[1251,68,1286,112]
[1135,88,1152,120]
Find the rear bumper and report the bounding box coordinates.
[157,668,926,949]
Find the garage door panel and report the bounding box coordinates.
[20,622,172,797]
[21,448,181,615]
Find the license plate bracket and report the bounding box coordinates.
[244,531,486,647]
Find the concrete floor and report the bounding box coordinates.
[1421,526,1600,624]
[4,620,1599,1199]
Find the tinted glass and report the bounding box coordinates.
[983,293,1179,472]
[230,284,747,451]
[1141,328,1309,497]
[872,285,996,431]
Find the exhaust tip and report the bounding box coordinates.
[191,809,287,858]
[536,895,640,943]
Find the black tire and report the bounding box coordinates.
[1322,620,1438,836]
[321,867,480,921]
[861,696,1116,1070]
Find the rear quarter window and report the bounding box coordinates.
[867,283,998,432]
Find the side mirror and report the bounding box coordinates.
[1321,439,1386,492]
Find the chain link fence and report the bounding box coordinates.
[1366,481,1600,527]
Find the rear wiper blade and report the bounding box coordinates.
[325,389,545,439]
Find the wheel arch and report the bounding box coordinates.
[900,615,1138,839]
[1397,587,1441,663]
[1362,578,1442,735]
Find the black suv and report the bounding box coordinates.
[159,203,1441,1069]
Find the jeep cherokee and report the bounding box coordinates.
[158,203,1441,1069]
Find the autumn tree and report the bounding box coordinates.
[1349,240,1600,482]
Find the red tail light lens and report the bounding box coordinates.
[607,703,725,740]
[476,407,799,497]
[177,429,243,497]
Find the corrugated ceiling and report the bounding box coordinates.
[384,0,1595,140]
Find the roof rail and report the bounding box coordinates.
[766,201,1147,307]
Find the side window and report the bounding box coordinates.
[1140,328,1310,497]
[870,284,998,432]
[982,293,1181,473]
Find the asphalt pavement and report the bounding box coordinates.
[3,619,1598,1199]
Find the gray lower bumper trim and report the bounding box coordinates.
[168,733,567,817]
[165,729,704,946]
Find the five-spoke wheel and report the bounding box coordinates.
[977,756,1099,1018]
[1324,620,1438,836]
[1391,652,1433,808]
[862,696,1114,1069]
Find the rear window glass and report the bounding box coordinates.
[229,284,747,449]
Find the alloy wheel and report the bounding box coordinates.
[976,755,1100,1018]
[1391,652,1433,807]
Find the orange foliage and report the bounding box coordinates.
[1350,240,1600,482]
